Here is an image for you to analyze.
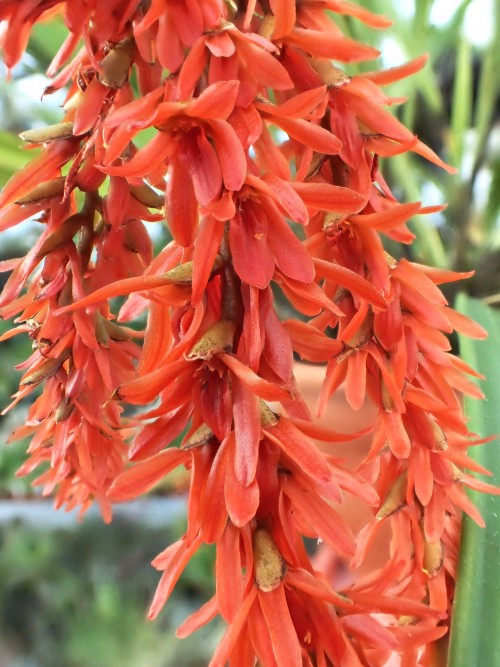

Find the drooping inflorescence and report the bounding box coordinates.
[0,1,497,665]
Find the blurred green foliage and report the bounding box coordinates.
[0,517,219,667]
[448,295,500,666]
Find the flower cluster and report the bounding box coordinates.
[0,1,497,665]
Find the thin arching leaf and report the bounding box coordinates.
[448,294,500,666]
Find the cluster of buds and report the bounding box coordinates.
[0,1,497,665]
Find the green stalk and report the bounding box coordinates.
[448,294,500,666]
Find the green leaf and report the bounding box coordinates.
[0,130,32,185]
[27,17,70,70]
[472,0,500,170]
[482,158,500,234]
[448,294,500,667]
[450,35,472,167]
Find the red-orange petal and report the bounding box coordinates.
[220,353,291,402]
[258,586,302,667]
[291,182,366,214]
[107,448,188,501]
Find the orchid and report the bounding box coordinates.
[0,1,498,665]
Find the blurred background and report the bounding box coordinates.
[0,0,499,665]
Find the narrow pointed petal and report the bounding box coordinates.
[232,377,261,486]
[220,353,291,402]
[266,206,315,283]
[216,523,244,621]
[107,448,188,501]
[166,156,199,247]
[264,419,332,482]
[314,258,387,307]
[116,359,189,404]
[235,38,293,89]
[269,0,296,39]
[272,116,342,154]
[259,174,309,224]
[138,300,172,375]
[258,86,327,119]
[186,80,240,120]
[192,215,224,303]
[291,182,366,213]
[363,54,429,85]
[56,276,188,315]
[258,587,302,667]
[208,590,257,667]
[288,28,380,62]
[326,0,392,28]
[284,476,354,558]
[225,446,260,526]
[182,130,222,205]
[207,119,247,191]
[103,132,172,177]
[177,596,218,639]
[148,535,202,619]
[129,405,192,461]
[229,209,275,289]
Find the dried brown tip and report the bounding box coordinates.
[259,401,279,428]
[54,398,73,423]
[305,152,326,181]
[252,528,287,592]
[385,252,398,270]
[129,183,164,209]
[186,320,236,361]
[94,314,110,347]
[103,320,131,342]
[20,351,69,386]
[162,255,225,286]
[423,539,444,577]
[15,177,66,205]
[19,121,75,144]
[346,310,374,350]
[322,213,344,232]
[258,14,275,40]
[98,38,134,89]
[430,419,448,451]
[181,423,214,450]
[35,212,86,259]
[310,59,351,87]
[376,471,408,520]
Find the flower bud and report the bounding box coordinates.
[252,528,286,592]
[346,310,374,350]
[430,419,448,451]
[15,177,66,205]
[36,213,86,259]
[258,15,275,40]
[376,471,407,520]
[423,539,444,577]
[98,38,134,88]
[310,59,351,87]
[259,401,279,427]
[20,351,69,386]
[163,255,225,286]
[181,424,214,450]
[19,121,75,143]
[186,320,236,361]
[129,183,164,209]
[54,398,73,423]
[103,320,131,341]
